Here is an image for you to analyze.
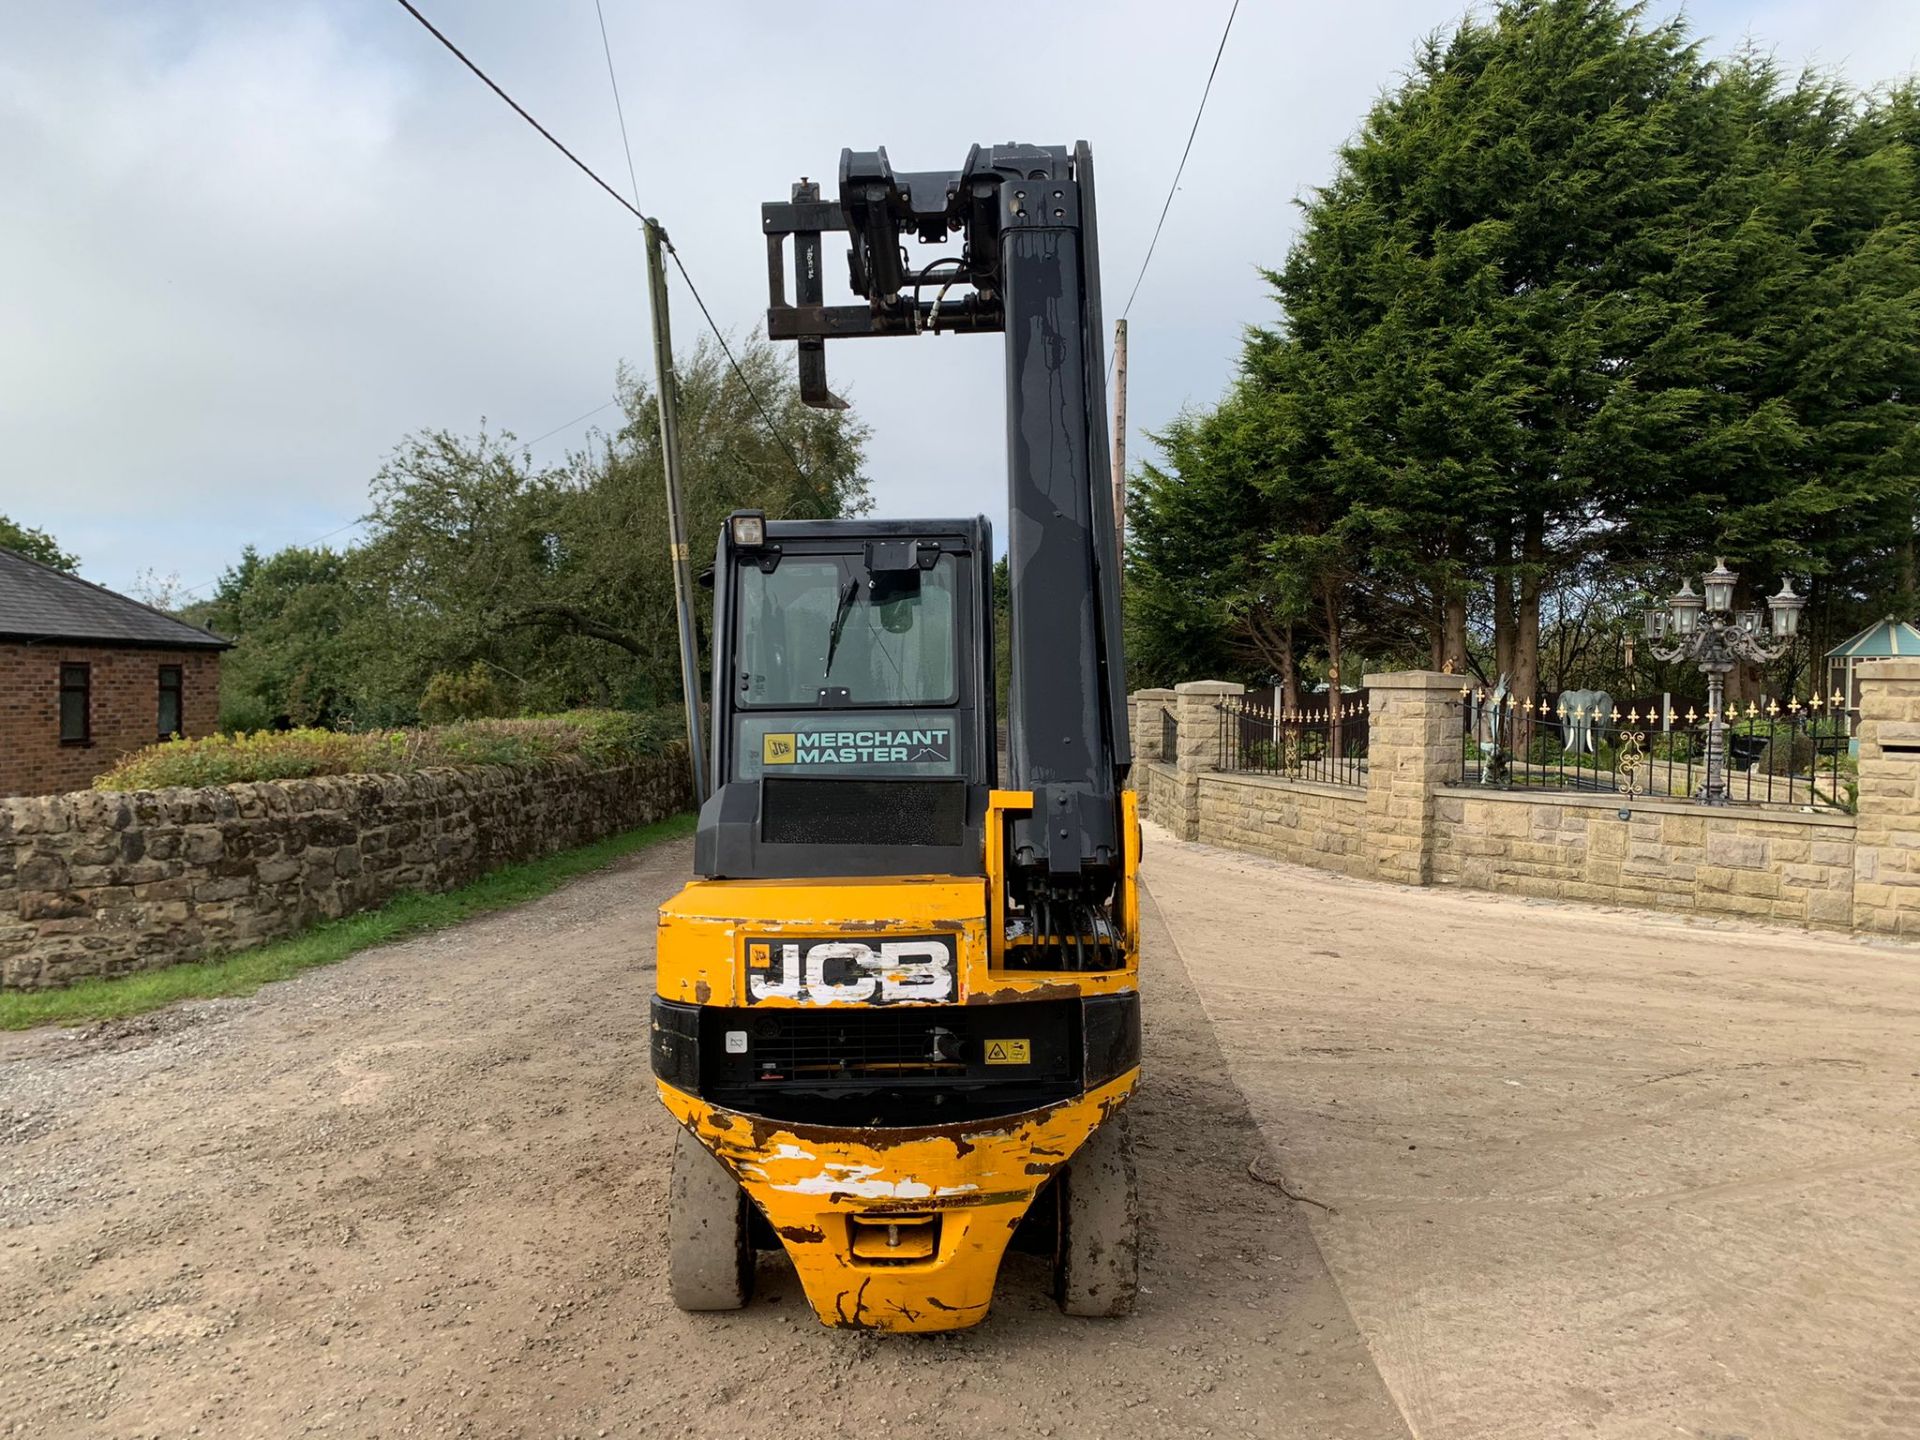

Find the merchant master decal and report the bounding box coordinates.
[763,726,953,767]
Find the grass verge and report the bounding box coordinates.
[0,811,695,1032]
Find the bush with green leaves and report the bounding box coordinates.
[419,662,511,724]
[1651,732,1696,762]
[1244,738,1281,770]
[93,710,680,792]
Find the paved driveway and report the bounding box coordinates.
[1144,822,1920,1440]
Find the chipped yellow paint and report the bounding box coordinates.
[660,1073,1138,1332]
[652,783,1145,1330]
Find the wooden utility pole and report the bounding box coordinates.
[1111,318,1128,559]
[644,218,710,803]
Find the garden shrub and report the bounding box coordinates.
[419,662,512,724]
[1650,732,1695,762]
[1525,732,1565,765]
[93,710,679,791]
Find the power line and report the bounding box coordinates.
[521,397,621,450]
[178,398,622,600]
[1115,0,1241,327]
[583,12,815,492]
[591,0,642,213]
[391,0,644,223]
[665,244,814,490]
[390,0,813,489]
[177,517,365,600]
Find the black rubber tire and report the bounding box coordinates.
[1054,1107,1140,1317]
[668,1127,754,1311]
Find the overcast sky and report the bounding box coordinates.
[3,0,1918,599]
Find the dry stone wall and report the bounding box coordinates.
[0,754,691,990]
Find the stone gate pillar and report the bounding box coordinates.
[1129,688,1177,761]
[1364,670,1464,886]
[1852,657,1920,939]
[1169,681,1242,842]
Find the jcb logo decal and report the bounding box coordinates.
[763,733,797,764]
[746,937,955,1005]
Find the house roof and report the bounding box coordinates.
[0,548,230,650]
[1827,616,1920,661]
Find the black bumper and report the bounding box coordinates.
[650,991,1140,1127]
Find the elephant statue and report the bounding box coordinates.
[1558,689,1613,757]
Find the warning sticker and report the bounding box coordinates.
[983,1039,1030,1065]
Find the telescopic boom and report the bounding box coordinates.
[761,142,1130,942]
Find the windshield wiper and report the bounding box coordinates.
[822,573,861,678]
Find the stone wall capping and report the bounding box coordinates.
[1857,657,1920,682]
[1432,786,1858,829]
[1364,669,1468,692]
[1213,773,1369,803]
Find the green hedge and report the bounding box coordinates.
[93,710,681,792]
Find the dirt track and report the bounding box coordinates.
[7,825,1918,1439]
[1147,825,1920,1440]
[0,835,1407,1440]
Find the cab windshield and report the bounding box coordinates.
[736,554,958,708]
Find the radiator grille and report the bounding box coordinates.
[745,1010,966,1081]
[760,778,966,847]
[700,1000,1082,1126]
[702,1001,1077,1087]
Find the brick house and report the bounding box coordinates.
[0,549,229,796]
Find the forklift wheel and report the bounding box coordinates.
[669,1127,754,1311]
[1054,1108,1140,1317]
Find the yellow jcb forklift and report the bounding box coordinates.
[651,142,1137,1332]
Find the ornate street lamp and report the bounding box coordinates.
[1642,559,1803,804]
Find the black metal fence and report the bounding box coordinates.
[1218,695,1369,787]
[1460,687,1856,812]
[1159,706,1178,763]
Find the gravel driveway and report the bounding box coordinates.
[0,834,1405,1440]
[9,822,1913,1439]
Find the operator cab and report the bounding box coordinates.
[696,511,996,881]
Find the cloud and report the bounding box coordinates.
[2,0,1914,597]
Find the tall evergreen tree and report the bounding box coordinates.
[1596,63,1920,664]
[1127,1,1920,704]
[1269,0,1713,703]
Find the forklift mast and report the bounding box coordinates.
[761,141,1131,919]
